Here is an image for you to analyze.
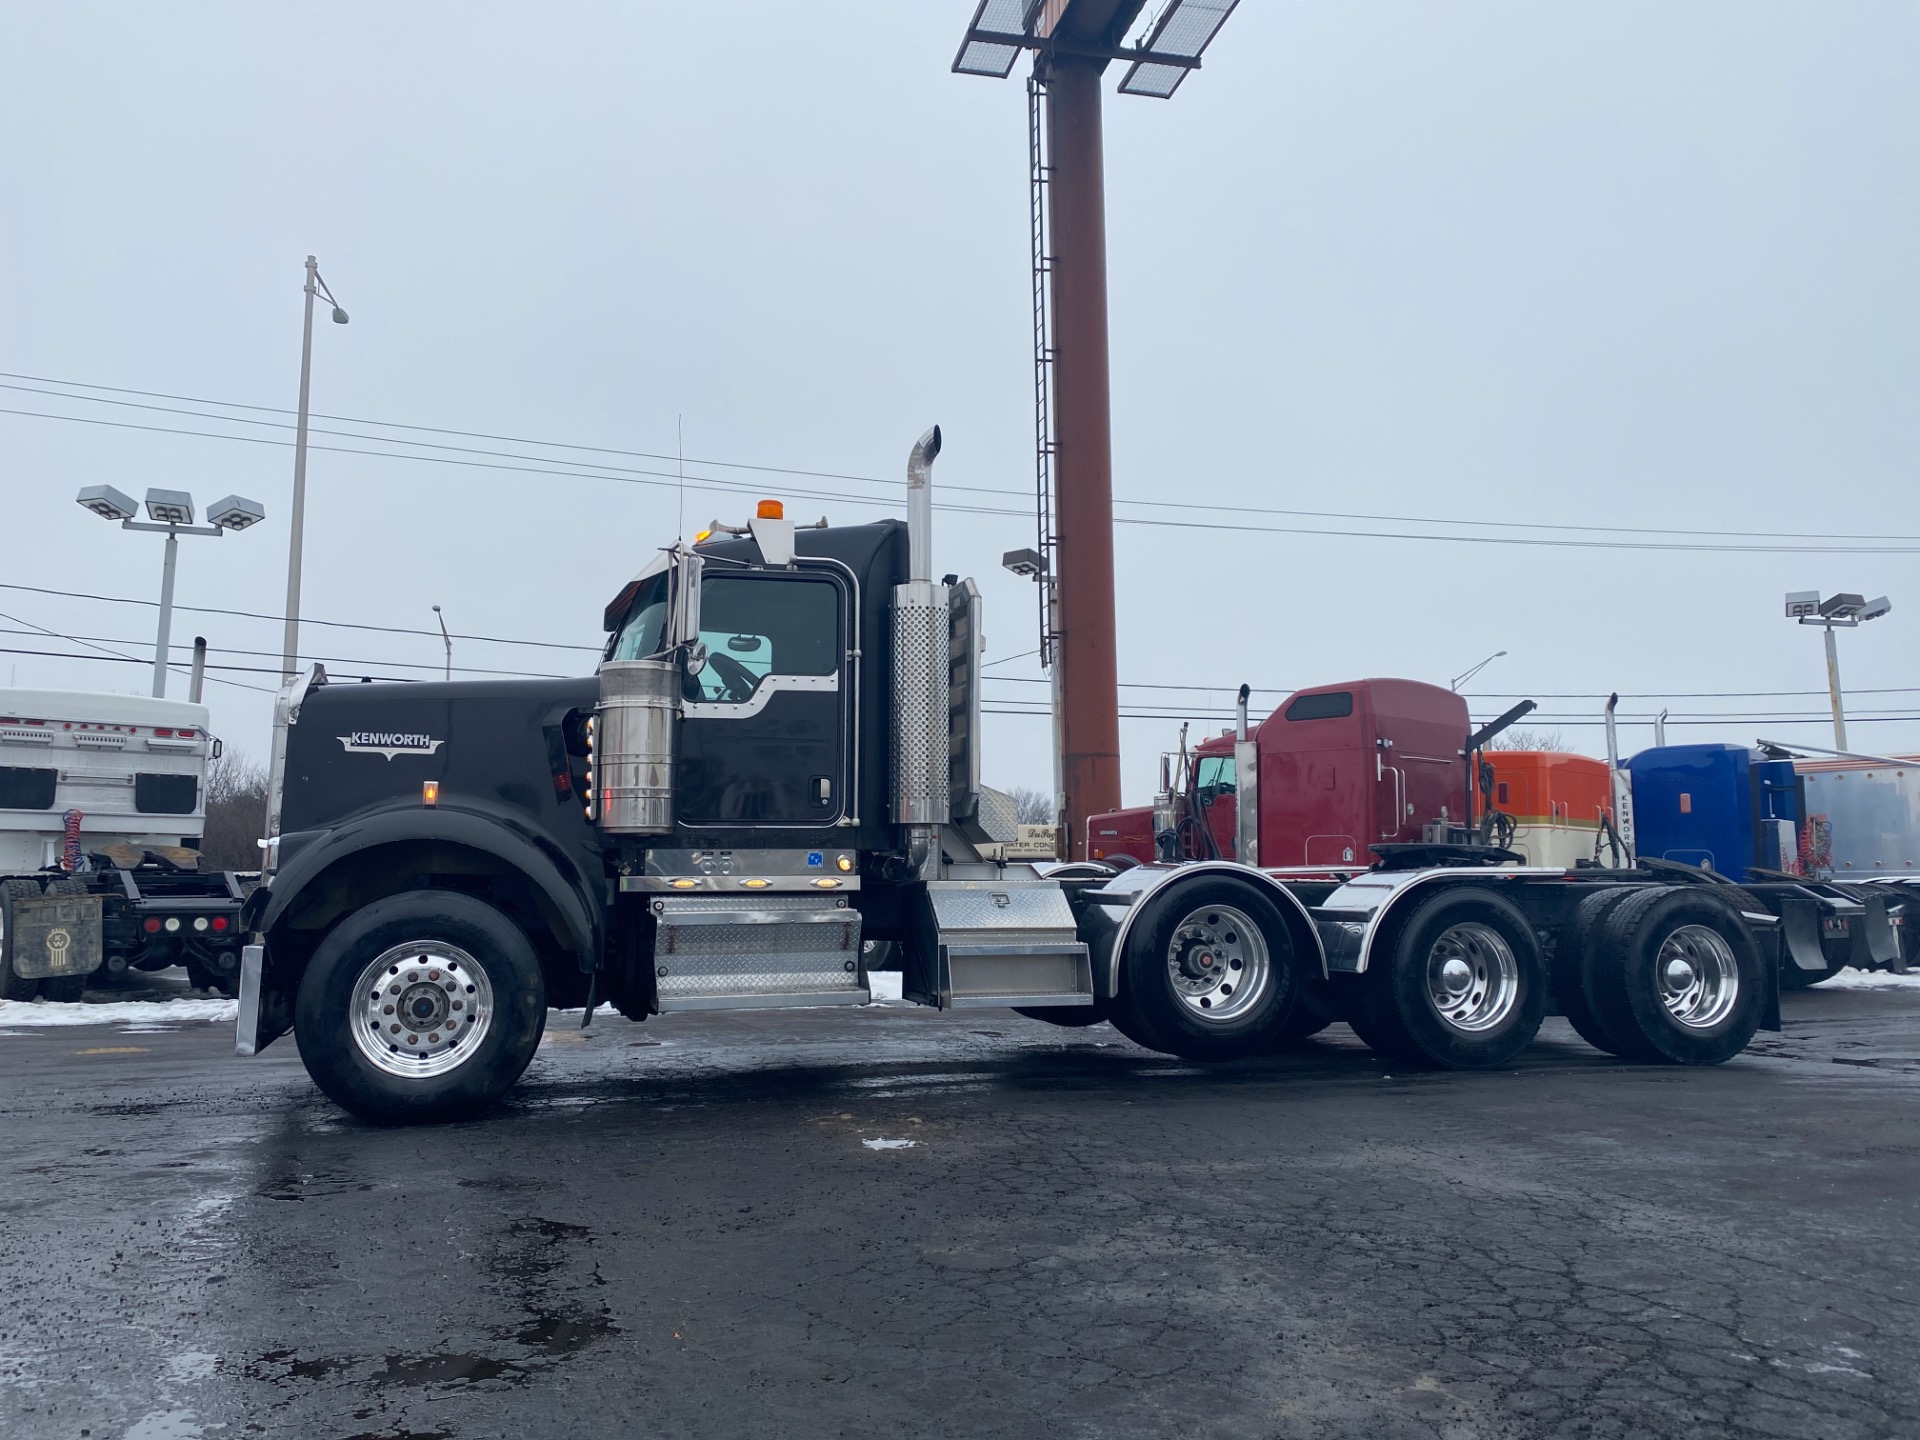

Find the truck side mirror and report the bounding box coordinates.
[683,641,709,678]
[670,548,704,648]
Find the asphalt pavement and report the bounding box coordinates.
[3,983,1919,1440]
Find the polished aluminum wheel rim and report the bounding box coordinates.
[1166,904,1269,1024]
[1656,924,1739,1029]
[1424,922,1519,1033]
[350,941,493,1079]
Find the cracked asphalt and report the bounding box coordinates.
[3,985,1919,1439]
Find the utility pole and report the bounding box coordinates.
[282,255,349,680]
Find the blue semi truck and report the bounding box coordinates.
[1623,742,1916,986]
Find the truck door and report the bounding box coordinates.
[676,571,850,829]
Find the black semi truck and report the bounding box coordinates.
[238,429,1780,1123]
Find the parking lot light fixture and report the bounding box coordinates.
[1785,590,1894,750]
[77,485,267,698]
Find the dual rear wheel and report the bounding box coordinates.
[1349,882,1765,1070]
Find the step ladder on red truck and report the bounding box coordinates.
[234,429,1782,1124]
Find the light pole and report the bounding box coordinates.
[283,254,350,681]
[1451,650,1507,692]
[1785,591,1892,750]
[432,605,452,681]
[78,486,267,697]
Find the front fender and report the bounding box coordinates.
[250,802,602,966]
[1077,861,1326,999]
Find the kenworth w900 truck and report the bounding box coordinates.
[237,429,1778,1123]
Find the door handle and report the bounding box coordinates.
[814,776,832,805]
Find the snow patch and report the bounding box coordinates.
[1819,970,1920,991]
[862,1138,918,1151]
[0,998,237,1029]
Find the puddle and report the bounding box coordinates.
[863,1138,918,1150]
[371,1351,524,1387]
[513,1308,621,1355]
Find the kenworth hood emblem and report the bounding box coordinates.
[337,731,446,761]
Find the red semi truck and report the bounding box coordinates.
[1089,678,1578,870]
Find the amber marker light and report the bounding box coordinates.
[836,855,854,873]
[741,877,772,889]
[422,780,440,806]
[812,878,841,890]
[669,878,698,890]
[756,500,784,519]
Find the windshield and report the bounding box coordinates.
[608,575,669,661]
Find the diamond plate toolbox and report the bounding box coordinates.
[650,894,865,1009]
[11,893,105,979]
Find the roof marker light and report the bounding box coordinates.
[756,500,784,520]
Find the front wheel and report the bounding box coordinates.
[294,890,548,1124]
[1109,879,1301,1061]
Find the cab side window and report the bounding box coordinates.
[1194,755,1236,804]
[692,576,838,705]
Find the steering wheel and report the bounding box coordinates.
[704,650,762,704]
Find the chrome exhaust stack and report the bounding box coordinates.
[595,545,701,836]
[891,427,949,870]
[1234,683,1260,865]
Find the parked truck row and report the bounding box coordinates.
[219,431,1804,1124]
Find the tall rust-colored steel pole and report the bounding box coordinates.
[1046,57,1122,858]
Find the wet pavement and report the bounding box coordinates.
[3,986,1919,1439]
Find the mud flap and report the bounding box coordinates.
[10,893,104,980]
[1857,895,1902,970]
[1778,898,1829,974]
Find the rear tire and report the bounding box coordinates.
[1111,878,1301,1061]
[1,878,44,1001]
[294,890,547,1124]
[1356,887,1548,1069]
[1552,887,1640,1056]
[1590,888,1764,1065]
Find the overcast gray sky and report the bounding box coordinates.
[2,1,1914,801]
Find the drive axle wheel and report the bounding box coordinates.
[295,890,546,1124]
[1109,878,1300,1061]
[1553,887,1640,1057]
[1590,888,1764,1065]
[1357,887,1547,1069]
[1,878,45,1001]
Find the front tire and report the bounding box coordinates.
[1109,879,1301,1061]
[294,890,547,1124]
[1356,887,1548,1069]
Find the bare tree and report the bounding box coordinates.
[1491,727,1577,753]
[1005,785,1055,825]
[199,748,269,872]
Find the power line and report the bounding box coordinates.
[13,370,1918,545]
[0,609,276,695]
[0,626,571,680]
[0,580,602,653]
[8,377,1919,554]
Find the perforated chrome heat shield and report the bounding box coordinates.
[891,580,951,827]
